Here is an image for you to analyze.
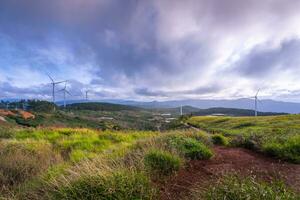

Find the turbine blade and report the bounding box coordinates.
[255,89,260,97]
[47,73,54,83]
[54,80,67,84]
[66,90,72,96]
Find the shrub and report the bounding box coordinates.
[202,175,299,200]
[144,150,181,176]
[0,127,14,139]
[0,140,62,187]
[167,136,213,160]
[211,134,229,146]
[48,170,157,200]
[263,135,300,163]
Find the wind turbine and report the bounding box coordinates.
[58,82,72,109]
[85,90,90,102]
[47,74,67,110]
[252,89,260,117]
[180,105,183,116]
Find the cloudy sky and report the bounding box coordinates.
[1,0,300,102]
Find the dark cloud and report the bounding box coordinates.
[0,0,300,100]
[232,39,300,77]
[135,84,223,97]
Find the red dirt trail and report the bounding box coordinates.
[159,146,300,200]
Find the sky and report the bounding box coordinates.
[1,0,300,102]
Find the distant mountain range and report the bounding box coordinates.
[94,98,300,114]
[2,98,300,114]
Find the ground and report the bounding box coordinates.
[160,146,300,200]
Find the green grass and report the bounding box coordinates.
[188,115,300,163]
[144,150,181,176]
[211,134,229,146]
[48,170,157,200]
[0,140,62,189]
[0,127,215,199]
[191,175,299,200]
[165,135,213,160]
[13,128,157,162]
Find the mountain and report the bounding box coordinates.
[55,98,300,114]
[114,98,300,114]
[191,107,286,116]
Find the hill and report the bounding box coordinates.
[157,106,286,116]
[110,98,300,114]
[191,107,287,116]
[65,102,142,111]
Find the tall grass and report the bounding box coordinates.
[188,115,300,163]
[144,150,181,176]
[189,175,299,200]
[0,140,62,190]
[1,128,213,199]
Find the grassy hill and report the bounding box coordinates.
[0,114,299,199]
[153,106,287,116]
[187,115,300,163]
[192,107,287,116]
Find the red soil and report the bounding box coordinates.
[18,110,35,120]
[160,146,300,200]
[0,109,16,117]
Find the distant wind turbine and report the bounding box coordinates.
[251,89,261,117]
[85,90,91,102]
[47,74,67,110]
[58,82,72,109]
[180,105,183,116]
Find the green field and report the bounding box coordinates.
[0,112,299,199]
[187,115,300,163]
[0,126,215,199]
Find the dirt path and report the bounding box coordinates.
[159,146,300,200]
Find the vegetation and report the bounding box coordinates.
[66,102,141,111]
[0,140,62,188]
[144,150,181,176]
[165,135,213,160]
[188,115,300,163]
[48,170,156,200]
[0,127,213,199]
[0,107,299,199]
[211,134,229,145]
[190,175,299,200]
[192,107,287,116]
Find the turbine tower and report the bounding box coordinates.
[180,105,183,116]
[58,82,72,109]
[47,74,66,110]
[85,90,90,101]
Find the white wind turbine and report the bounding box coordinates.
[251,89,261,117]
[47,74,67,110]
[58,82,72,109]
[180,105,183,116]
[85,90,91,102]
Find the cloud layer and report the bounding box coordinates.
[0,0,300,101]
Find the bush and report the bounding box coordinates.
[0,127,14,139]
[211,134,229,146]
[0,140,62,187]
[203,175,298,200]
[48,171,157,200]
[263,135,300,163]
[144,150,181,176]
[167,136,213,160]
